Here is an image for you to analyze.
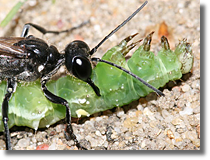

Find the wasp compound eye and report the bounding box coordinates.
[72,56,92,81]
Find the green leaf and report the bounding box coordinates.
[0,0,28,27]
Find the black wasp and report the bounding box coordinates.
[0,1,164,150]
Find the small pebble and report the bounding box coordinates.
[17,138,30,148]
[116,108,125,117]
[171,118,182,125]
[181,84,191,92]
[179,107,193,116]
[55,124,63,133]
[36,143,49,150]
[0,139,6,150]
[143,107,155,120]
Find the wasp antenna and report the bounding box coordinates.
[91,58,165,97]
[89,1,148,55]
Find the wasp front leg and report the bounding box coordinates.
[40,77,87,150]
[2,78,17,150]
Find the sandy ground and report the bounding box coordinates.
[0,0,200,150]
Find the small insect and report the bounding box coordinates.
[0,1,167,150]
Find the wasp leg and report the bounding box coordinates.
[86,78,101,96]
[2,78,17,150]
[40,78,87,150]
[21,20,90,37]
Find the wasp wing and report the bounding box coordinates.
[0,37,28,58]
[0,37,30,79]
